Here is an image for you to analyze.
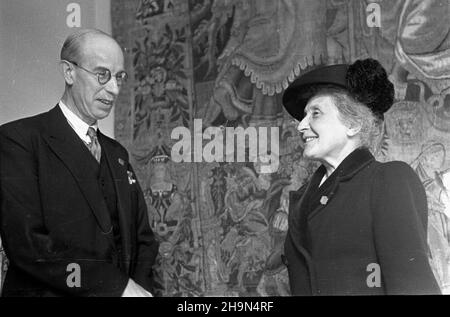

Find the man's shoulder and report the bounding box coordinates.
[0,109,53,139]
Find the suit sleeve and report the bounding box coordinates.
[371,161,441,294]
[0,125,129,296]
[127,163,159,293]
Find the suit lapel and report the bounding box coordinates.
[98,131,132,272]
[42,106,113,234]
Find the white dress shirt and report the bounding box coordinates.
[58,101,98,145]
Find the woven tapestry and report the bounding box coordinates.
[111,0,450,296]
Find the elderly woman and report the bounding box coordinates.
[282,58,440,295]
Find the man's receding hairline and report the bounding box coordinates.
[61,28,120,62]
[68,28,110,42]
[78,31,119,50]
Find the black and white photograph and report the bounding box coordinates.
[0,0,449,300]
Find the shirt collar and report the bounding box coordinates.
[58,101,98,144]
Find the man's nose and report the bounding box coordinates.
[104,77,120,96]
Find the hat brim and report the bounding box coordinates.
[282,64,349,121]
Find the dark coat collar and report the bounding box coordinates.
[46,104,81,141]
[290,147,375,202]
[42,106,113,234]
[314,147,375,184]
[305,148,374,220]
[309,148,374,217]
[289,147,376,236]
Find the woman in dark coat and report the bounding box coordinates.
[282,58,440,295]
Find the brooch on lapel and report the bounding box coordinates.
[320,196,328,205]
[127,170,137,185]
[118,158,125,166]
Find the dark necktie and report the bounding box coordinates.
[86,127,101,163]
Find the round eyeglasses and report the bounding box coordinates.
[65,60,128,86]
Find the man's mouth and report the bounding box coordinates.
[98,99,114,106]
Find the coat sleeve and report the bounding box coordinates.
[371,161,441,294]
[0,125,129,296]
[126,162,159,294]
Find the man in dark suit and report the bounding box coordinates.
[0,29,159,296]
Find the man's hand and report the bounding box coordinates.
[121,279,153,297]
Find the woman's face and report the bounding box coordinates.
[297,95,352,165]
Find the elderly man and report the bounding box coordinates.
[0,29,159,297]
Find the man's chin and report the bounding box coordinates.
[94,108,113,120]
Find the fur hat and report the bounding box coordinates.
[282,58,394,121]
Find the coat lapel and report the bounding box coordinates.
[98,131,132,272]
[306,181,338,222]
[293,165,329,224]
[288,182,314,262]
[286,181,318,292]
[42,106,113,234]
[289,148,376,248]
[307,148,375,222]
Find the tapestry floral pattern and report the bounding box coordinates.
[110,0,450,296]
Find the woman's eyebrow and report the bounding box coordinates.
[304,104,320,114]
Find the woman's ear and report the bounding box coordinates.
[346,124,361,137]
[60,60,75,85]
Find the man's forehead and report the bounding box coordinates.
[81,35,121,54]
[80,35,124,68]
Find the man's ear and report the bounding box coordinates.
[60,60,75,85]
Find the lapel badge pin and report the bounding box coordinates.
[320,196,328,205]
[127,170,136,185]
[118,158,124,166]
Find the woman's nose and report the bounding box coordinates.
[297,116,308,132]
